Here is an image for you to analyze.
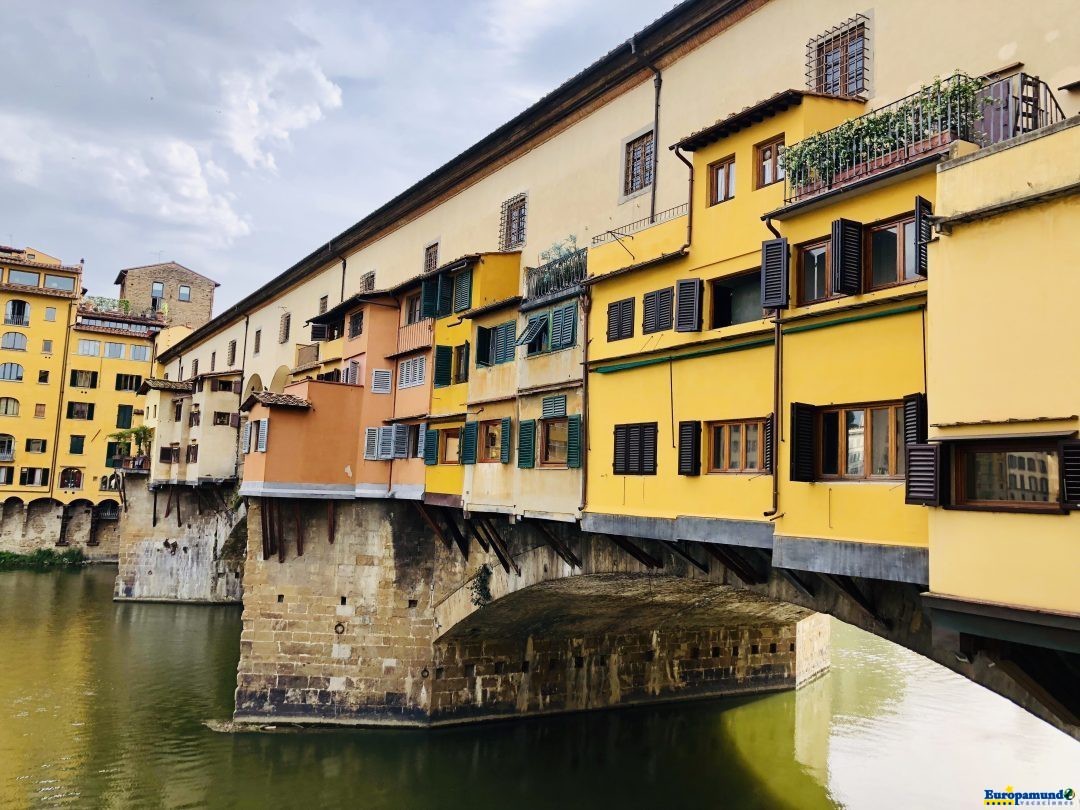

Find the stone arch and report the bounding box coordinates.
[3,495,24,508]
[268,365,291,393]
[244,373,264,401]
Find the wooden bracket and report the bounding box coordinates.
[414,502,451,549]
[327,501,336,545]
[532,520,582,569]
[463,518,490,553]
[478,516,520,576]
[663,540,708,574]
[701,543,765,585]
[606,534,662,569]
[820,573,886,630]
[293,500,304,557]
[437,507,470,561]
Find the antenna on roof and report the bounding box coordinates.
[155,250,164,263]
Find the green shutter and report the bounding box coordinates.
[500,416,512,463]
[559,303,577,348]
[436,274,453,317]
[434,345,453,387]
[497,321,516,364]
[453,269,473,313]
[461,422,478,465]
[566,414,582,469]
[421,277,438,319]
[518,419,535,469]
[423,429,439,465]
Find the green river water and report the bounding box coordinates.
[0,567,1076,809]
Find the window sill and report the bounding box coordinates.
[617,184,653,206]
[942,503,1068,515]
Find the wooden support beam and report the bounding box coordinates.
[294,500,304,557]
[212,487,230,512]
[163,486,174,519]
[606,534,662,569]
[478,517,520,576]
[259,499,269,560]
[774,565,815,599]
[820,573,885,629]
[175,485,182,528]
[276,500,286,563]
[193,487,204,515]
[414,502,451,548]
[327,501,335,545]
[152,488,158,528]
[663,540,708,574]
[463,518,489,552]
[438,507,469,561]
[532,520,581,569]
[701,543,765,585]
[472,518,509,574]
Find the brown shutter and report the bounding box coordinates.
[310,323,328,341]
[677,420,701,475]
[760,238,789,309]
[903,393,928,445]
[642,423,658,475]
[830,218,863,295]
[606,302,620,342]
[906,443,947,506]
[763,413,775,473]
[915,196,933,277]
[1060,440,1080,507]
[789,403,817,482]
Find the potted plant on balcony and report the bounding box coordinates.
[108,425,154,469]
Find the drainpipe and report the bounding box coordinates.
[673,146,694,249]
[763,215,784,520]
[630,35,662,224]
[47,298,76,505]
[339,257,347,304]
[577,291,591,513]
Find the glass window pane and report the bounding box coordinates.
[727,424,741,470]
[711,427,725,470]
[44,274,76,291]
[801,246,828,301]
[544,420,568,464]
[745,424,759,470]
[443,431,460,464]
[903,221,919,279]
[8,270,39,286]
[965,450,1059,503]
[870,408,890,475]
[729,273,762,325]
[761,147,773,185]
[822,412,840,475]
[845,409,865,476]
[727,162,735,197]
[871,226,899,287]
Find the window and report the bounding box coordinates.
[59,468,82,490]
[5,300,29,326]
[210,352,216,372]
[868,217,921,289]
[20,467,49,486]
[476,322,516,366]
[708,155,736,204]
[130,345,150,362]
[0,363,23,381]
[398,356,426,389]
[708,419,767,472]
[451,270,472,313]
[160,445,180,464]
[405,295,422,325]
[424,242,439,274]
[73,369,101,389]
[105,440,127,469]
[115,374,141,391]
[186,444,199,463]
[8,270,38,287]
[253,329,262,355]
[606,298,634,341]
[26,438,46,453]
[67,402,95,420]
[819,402,904,479]
[1,332,27,350]
[479,420,502,463]
[0,434,11,459]
[44,274,75,292]
[452,343,469,384]
[277,312,291,344]
[349,311,364,338]
[613,422,658,475]
[798,240,831,304]
[360,271,376,292]
[756,135,785,188]
[0,398,19,416]
[954,443,1061,509]
[318,295,328,315]
[151,281,165,309]
[0,467,11,485]
[77,339,100,356]
[809,18,867,97]
[371,368,393,394]
[711,272,763,328]
[642,288,674,334]
[442,428,460,464]
[179,285,191,302]
[42,339,53,354]
[69,435,85,454]
[541,418,569,467]
[44,307,56,322]
[212,411,231,426]
[623,130,655,196]
[37,370,48,384]
[33,403,43,418]
[116,405,133,429]
[190,359,199,378]
[227,340,237,366]
[188,409,201,428]
[500,193,528,250]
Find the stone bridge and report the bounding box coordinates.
[233,499,1079,740]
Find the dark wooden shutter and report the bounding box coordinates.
[460,341,470,381]
[626,424,642,474]
[542,395,566,418]
[69,370,78,387]
[460,422,478,464]
[87,403,95,421]
[500,416,512,463]
[619,299,634,339]
[642,423,658,474]
[423,429,439,466]
[675,279,703,333]
[763,413,775,472]
[566,414,582,469]
[421,277,438,319]
[903,393,928,445]
[453,270,473,313]
[760,237,789,309]
[476,327,491,366]
[613,425,628,474]
[677,420,701,475]
[642,291,657,333]
[559,303,576,347]
[1060,440,1080,507]
[433,345,453,386]
[310,323,328,341]
[830,218,863,296]
[905,443,945,505]
[606,302,620,342]
[230,413,240,428]
[436,274,454,317]
[518,420,535,469]
[789,402,817,482]
[915,196,933,277]
[658,288,673,331]
[498,322,517,363]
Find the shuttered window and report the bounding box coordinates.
[541,395,566,418]
[642,287,674,334]
[398,355,426,389]
[256,419,269,452]
[436,273,454,318]
[420,276,439,319]
[707,419,767,473]
[423,428,439,466]
[613,422,657,475]
[905,443,944,506]
[550,303,576,349]
[377,426,394,460]
[789,403,817,482]
[310,323,328,341]
[478,420,503,463]
[519,314,549,355]
[278,312,292,344]
[499,416,512,463]
[518,419,536,469]
[761,238,790,309]
[460,422,479,465]
[370,369,392,394]
[452,270,473,313]
[346,360,360,385]
[675,279,703,333]
[240,421,251,455]
[433,345,453,387]
[914,196,933,277]
[540,418,569,466]
[477,322,516,366]
[831,218,863,295]
[678,420,701,476]
[566,414,582,469]
[606,298,634,342]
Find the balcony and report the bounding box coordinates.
[591,204,688,246]
[524,248,588,300]
[115,455,150,473]
[781,72,1065,206]
[0,450,14,463]
[397,318,433,355]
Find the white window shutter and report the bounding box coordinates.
[257,419,268,452]
[392,424,409,458]
[240,421,251,455]
[348,361,359,385]
[364,427,379,460]
[377,426,394,460]
[416,423,426,459]
[371,368,392,394]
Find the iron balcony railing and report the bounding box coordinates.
[591,204,688,246]
[782,72,1066,205]
[0,450,13,462]
[95,504,121,520]
[524,248,588,299]
[116,455,150,471]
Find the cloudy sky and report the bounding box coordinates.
[0,0,678,310]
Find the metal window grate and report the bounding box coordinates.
[623,131,655,196]
[424,243,439,274]
[499,193,528,251]
[806,15,870,97]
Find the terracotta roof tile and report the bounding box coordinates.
[240,391,312,412]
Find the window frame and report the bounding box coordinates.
[405,295,422,325]
[797,238,834,305]
[812,22,867,97]
[424,242,439,275]
[621,129,656,199]
[707,418,767,474]
[539,417,569,468]
[709,270,765,329]
[755,134,785,189]
[441,428,461,465]
[500,193,528,251]
[952,440,1064,513]
[478,419,503,464]
[865,214,922,291]
[178,285,191,302]
[818,401,905,481]
[707,154,736,206]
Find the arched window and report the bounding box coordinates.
[59,468,82,490]
[0,363,24,381]
[0,434,12,459]
[0,397,19,416]
[1,332,27,351]
[4,300,29,327]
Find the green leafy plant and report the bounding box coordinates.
[0,548,85,572]
[108,424,154,456]
[470,563,493,607]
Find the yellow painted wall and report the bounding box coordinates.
[425,420,465,497]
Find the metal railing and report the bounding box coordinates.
[397,318,433,355]
[95,504,121,520]
[591,203,688,246]
[524,248,588,299]
[783,72,1066,205]
[116,455,150,471]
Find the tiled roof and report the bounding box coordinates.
[240,391,312,412]
[73,324,158,338]
[0,254,82,273]
[461,295,523,319]
[0,282,79,299]
[138,378,194,395]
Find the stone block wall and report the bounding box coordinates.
[0,498,120,561]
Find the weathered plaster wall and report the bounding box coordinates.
[0,498,120,561]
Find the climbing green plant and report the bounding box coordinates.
[108,425,154,456]
[470,563,493,607]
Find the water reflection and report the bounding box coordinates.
[0,568,1076,809]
